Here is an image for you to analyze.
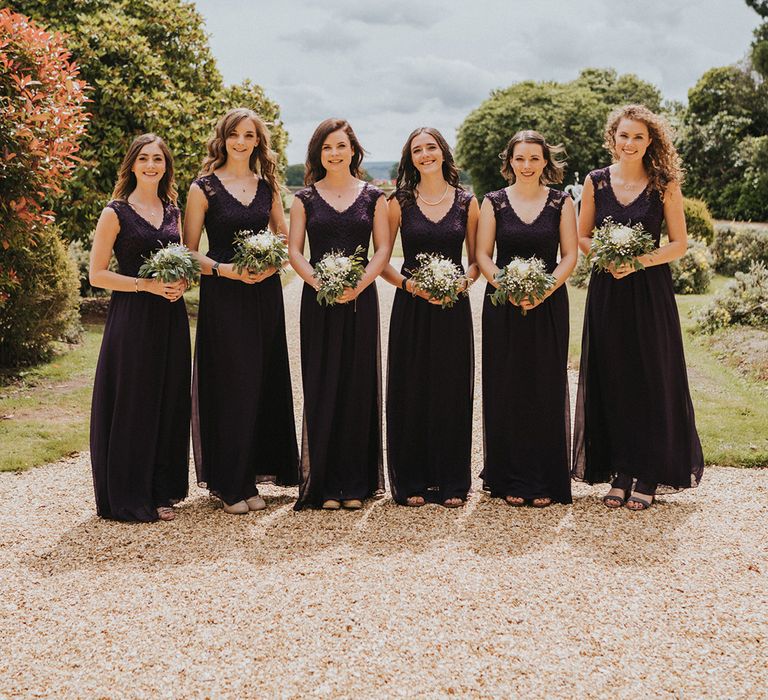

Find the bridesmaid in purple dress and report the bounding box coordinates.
[383,128,479,507]
[89,134,190,522]
[572,105,704,509]
[477,130,578,507]
[288,119,391,510]
[185,109,298,515]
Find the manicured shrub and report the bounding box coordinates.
[694,261,768,334]
[711,224,768,275]
[662,198,715,245]
[0,224,81,367]
[670,239,713,294]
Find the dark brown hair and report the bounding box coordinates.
[394,127,461,207]
[112,133,177,204]
[499,130,565,185]
[200,108,280,194]
[304,118,365,185]
[604,104,683,196]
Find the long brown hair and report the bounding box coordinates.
[200,108,280,194]
[499,130,565,185]
[304,118,365,185]
[604,104,683,196]
[112,133,177,204]
[395,127,461,207]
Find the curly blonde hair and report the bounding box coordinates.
[604,104,683,197]
[200,108,280,195]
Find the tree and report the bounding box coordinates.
[7,0,287,241]
[455,69,661,196]
[285,164,305,187]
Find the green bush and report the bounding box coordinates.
[670,239,713,294]
[0,225,81,367]
[694,261,768,334]
[662,198,715,245]
[570,252,592,289]
[711,224,768,275]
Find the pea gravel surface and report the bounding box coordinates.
[1,269,767,699]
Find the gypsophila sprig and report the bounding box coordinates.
[231,229,289,275]
[490,256,556,316]
[407,253,469,309]
[138,243,201,284]
[313,245,367,306]
[589,217,655,273]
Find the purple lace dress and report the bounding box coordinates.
[572,167,704,490]
[481,188,572,504]
[387,189,474,505]
[293,183,385,509]
[90,200,191,521]
[192,174,298,505]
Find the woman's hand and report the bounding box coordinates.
[145,278,186,301]
[222,264,277,284]
[609,261,637,279]
[336,284,361,304]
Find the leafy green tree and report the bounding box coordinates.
[8,0,287,241]
[285,164,305,187]
[455,69,661,196]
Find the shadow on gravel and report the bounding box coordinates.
[24,489,699,576]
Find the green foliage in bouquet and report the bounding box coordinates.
[138,243,200,284]
[313,246,366,306]
[588,217,656,273]
[231,229,289,275]
[407,253,469,309]
[490,256,556,315]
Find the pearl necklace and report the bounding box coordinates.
[416,183,450,206]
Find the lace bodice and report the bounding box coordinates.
[485,187,569,271]
[398,189,474,272]
[590,167,664,245]
[294,183,384,264]
[194,173,273,262]
[108,200,181,276]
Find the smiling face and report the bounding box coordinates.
[320,129,354,174]
[131,140,166,186]
[510,141,546,184]
[410,131,444,178]
[613,118,651,163]
[225,117,259,164]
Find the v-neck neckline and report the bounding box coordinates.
[414,188,458,226]
[312,182,368,215]
[126,200,167,231]
[212,171,262,208]
[504,187,552,226]
[606,167,649,208]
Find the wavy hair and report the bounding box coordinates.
[200,108,280,194]
[112,133,177,204]
[499,130,566,185]
[304,118,365,185]
[394,127,461,207]
[604,104,683,196]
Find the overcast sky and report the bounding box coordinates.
[192,0,762,164]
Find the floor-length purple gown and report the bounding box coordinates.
[481,188,572,504]
[387,189,474,505]
[90,200,191,521]
[294,183,385,509]
[572,167,704,491]
[192,174,298,505]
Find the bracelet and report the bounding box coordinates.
[135,277,139,293]
[401,277,408,291]
[212,261,221,277]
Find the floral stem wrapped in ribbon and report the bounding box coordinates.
[407,252,469,309]
[490,255,556,315]
[313,245,367,306]
[231,228,289,275]
[138,242,200,284]
[588,216,656,273]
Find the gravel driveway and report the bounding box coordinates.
[1,269,766,698]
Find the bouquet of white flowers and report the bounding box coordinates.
[231,228,289,275]
[313,245,367,306]
[138,242,200,284]
[406,252,469,309]
[589,217,656,273]
[490,255,556,315]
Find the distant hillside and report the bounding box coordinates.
[364,161,397,180]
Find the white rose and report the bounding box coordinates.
[610,226,634,245]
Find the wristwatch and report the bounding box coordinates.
[212,261,221,277]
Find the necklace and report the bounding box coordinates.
[622,181,645,191]
[129,199,163,226]
[416,183,450,206]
